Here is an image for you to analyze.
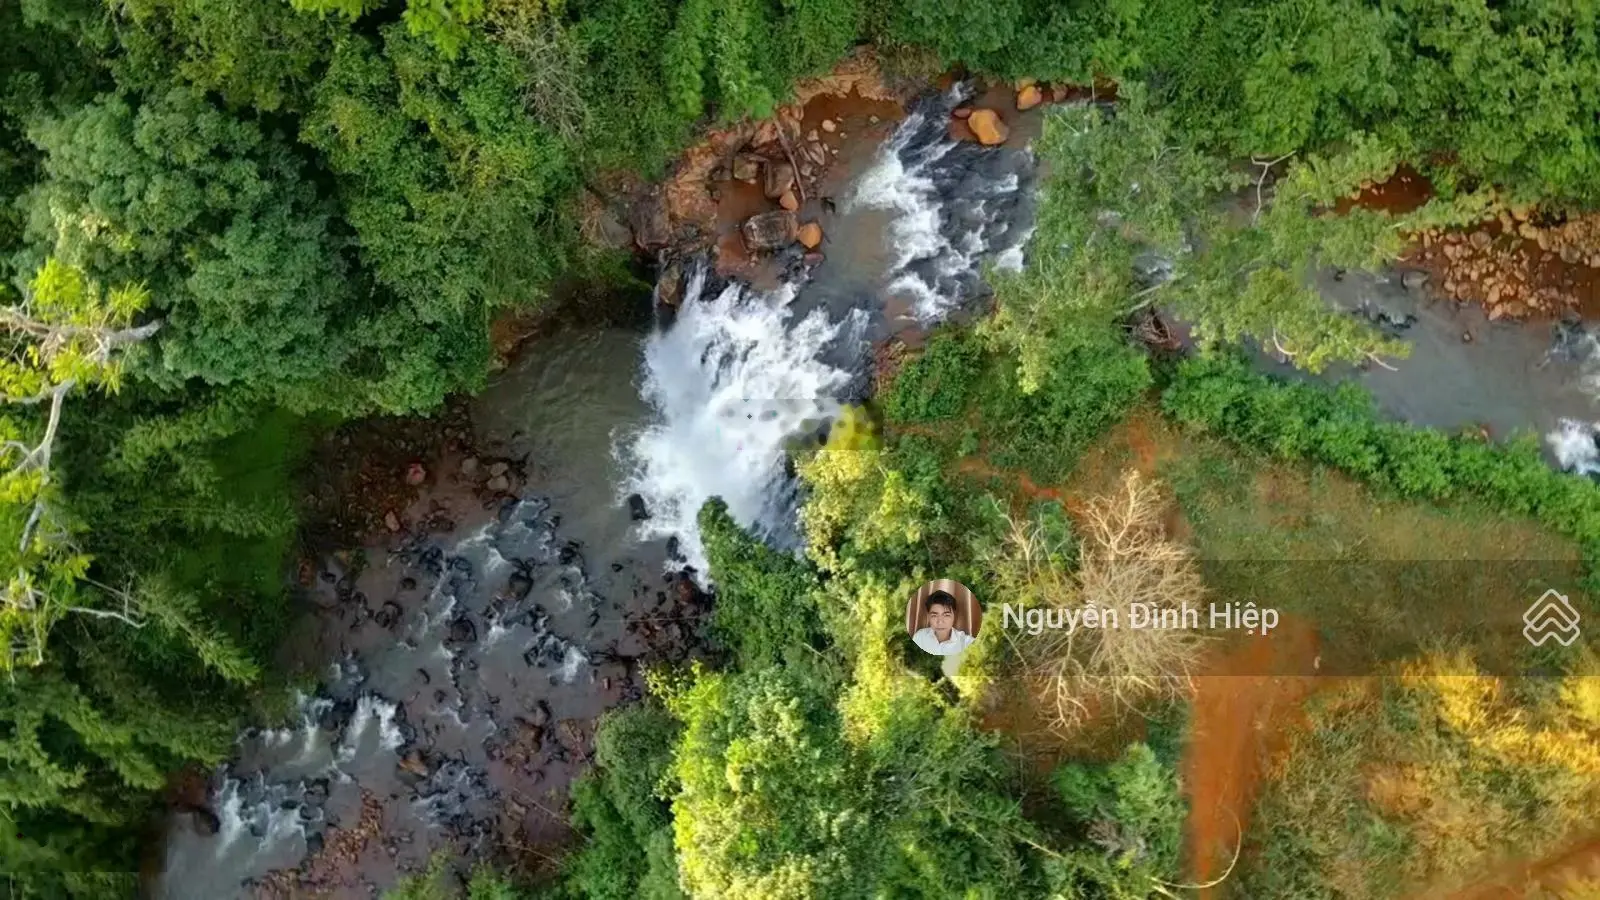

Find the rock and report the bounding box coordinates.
[763,160,795,200]
[375,601,402,630]
[821,119,837,133]
[486,474,511,493]
[1487,284,1502,306]
[1469,230,1492,250]
[797,222,824,249]
[657,258,685,306]
[806,129,819,142]
[778,188,799,211]
[448,616,477,644]
[627,493,650,521]
[967,109,1009,145]
[190,807,221,836]
[459,456,479,477]
[1016,77,1037,89]
[804,142,827,166]
[869,115,880,124]
[1016,84,1043,110]
[1052,83,1074,102]
[1560,244,1581,264]
[489,461,509,477]
[803,251,825,266]
[741,210,798,251]
[953,106,973,119]
[384,511,401,532]
[1462,331,1473,343]
[731,154,761,183]
[405,463,427,485]
[1401,270,1429,291]
[630,191,671,250]
[399,752,429,778]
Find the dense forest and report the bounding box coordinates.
[3,0,1600,897]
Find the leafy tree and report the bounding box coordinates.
[699,497,825,668]
[568,705,685,900]
[1046,743,1187,899]
[304,23,577,410]
[19,87,353,404]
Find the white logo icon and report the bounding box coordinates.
[1523,589,1581,647]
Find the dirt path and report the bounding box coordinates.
[1182,617,1328,897]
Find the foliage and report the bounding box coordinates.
[19,87,353,404]
[1045,743,1186,899]
[303,24,577,412]
[1243,650,1600,898]
[798,405,929,574]
[699,497,825,667]
[384,852,529,899]
[567,705,685,900]
[1163,353,1600,559]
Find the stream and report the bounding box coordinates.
[155,86,1600,898]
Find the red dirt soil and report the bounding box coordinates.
[1183,617,1328,897]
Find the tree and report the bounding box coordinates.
[19,87,354,405]
[0,259,156,670]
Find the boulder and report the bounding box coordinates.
[1017,84,1043,110]
[459,456,479,477]
[1400,270,1429,291]
[763,160,795,200]
[486,474,511,492]
[384,511,401,532]
[656,258,685,306]
[967,109,1009,145]
[821,119,837,133]
[798,222,824,249]
[731,154,761,183]
[627,493,650,521]
[742,211,798,251]
[778,189,799,211]
[630,192,671,250]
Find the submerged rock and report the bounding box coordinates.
[627,493,650,521]
[742,211,798,251]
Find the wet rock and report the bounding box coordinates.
[448,616,477,645]
[384,511,401,533]
[1401,269,1430,291]
[489,461,509,477]
[797,222,824,250]
[666,535,684,562]
[190,807,221,836]
[821,118,837,133]
[731,154,761,183]
[657,258,685,307]
[763,160,795,200]
[459,456,479,477]
[405,463,427,486]
[778,188,799,211]
[630,191,671,250]
[400,576,418,591]
[375,601,403,629]
[627,493,650,521]
[806,129,819,142]
[742,211,798,251]
[486,474,511,492]
[953,106,972,119]
[804,251,825,266]
[399,752,429,778]
[530,701,552,728]
[1017,84,1043,110]
[507,571,534,600]
[967,109,1009,145]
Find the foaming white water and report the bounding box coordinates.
[338,695,403,763]
[1548,418,1600,475]
[622,269,857,572]
[848,103,1028,320]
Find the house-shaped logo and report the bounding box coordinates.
[1523,589,1581,648]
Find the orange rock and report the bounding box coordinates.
[1017,84,1043,110]
[967,109,1009,145]
[797,222,823,249]
[779,189,799,211]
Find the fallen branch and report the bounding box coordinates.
[772,114,807,204]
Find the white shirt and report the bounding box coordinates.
[913,627,974,656]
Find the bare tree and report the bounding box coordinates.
[999,470,1208,731]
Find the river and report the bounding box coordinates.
[154,85,1600,898]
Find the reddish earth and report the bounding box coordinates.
[1341,164,1600,321]
[1182,618,1328,896]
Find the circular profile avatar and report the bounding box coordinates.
[906,579,981,656]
